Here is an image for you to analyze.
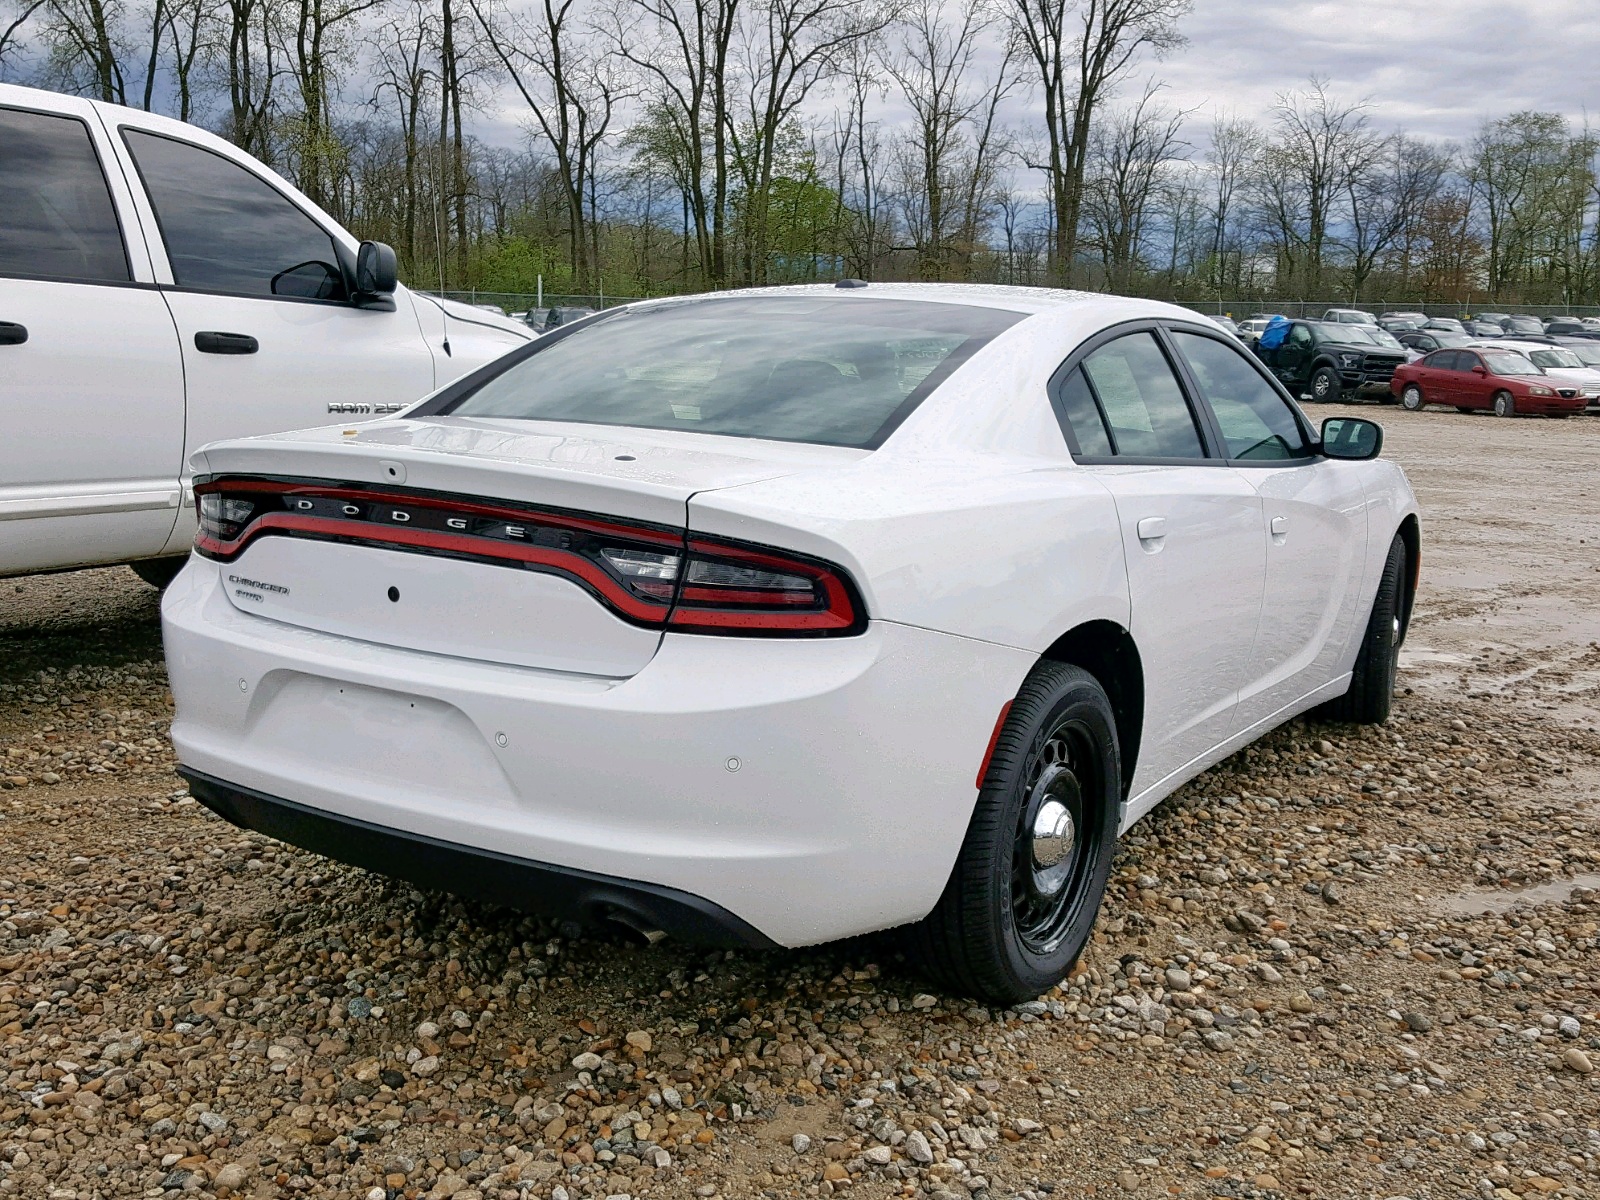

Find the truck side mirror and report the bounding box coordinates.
[355,241,398,308]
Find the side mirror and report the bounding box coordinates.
[1320,417,1382,461]
[355,241,398,304]
[1472,364,1487,375]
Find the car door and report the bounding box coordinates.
[1454,351,1491,409]
[1419,350,1461,406]
[1049,326,1265,801]
[0,94,186,576]
[102,118,438,553]
[1166,328,1369,729]
[1272,323,1314,390]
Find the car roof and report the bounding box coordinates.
[623,282,1208,323]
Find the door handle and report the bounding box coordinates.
[1136,516,1167,541]
[1270,516,1289,536]
[0,321,26,346]
[194,330,259,355]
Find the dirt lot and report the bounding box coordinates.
[1,408,1597,1200]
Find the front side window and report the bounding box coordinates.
[1289,325,1313,348]
[1171,331,1309,461]
[445,297,1024,449]
[122,130,346,300]
[1076,332,1205,459]
[0,107,128,284]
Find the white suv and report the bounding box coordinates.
[0,83,531,585]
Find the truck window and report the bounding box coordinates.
[0,107,129,284]
[122,130,347,301]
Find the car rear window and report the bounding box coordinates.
[442,296,1025,449]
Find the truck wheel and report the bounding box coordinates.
[1492,391,1516,418]
[1400,384,1424,411]
[910,662,1121,1003]
[1309,365,1341,403]
[130,558,186,589]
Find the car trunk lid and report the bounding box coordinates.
[192,418,864,676]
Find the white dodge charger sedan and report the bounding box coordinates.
[162,284,1419,1002]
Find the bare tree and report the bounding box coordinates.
[884,0,1009,280]
[611,0,741,286]
[728,0,890,284]
[827,37,888,279]
[369,0,437,274]
[216,0,280,160]
[0,1,48,71]
[283,0,387,212]
[1252,77,1378,295]
[1003,0,1190,286]
[1203,111,1258,291]
[1342,132,1450,301]
[1081,81,1188,291]
[473,0,623,291]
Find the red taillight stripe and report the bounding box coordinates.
[194,478,681,546]
[975,701,1014,790]
[198,513,669,622]
[195,478,864,636]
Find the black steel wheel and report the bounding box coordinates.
[910,662,1120,1003]
[1315,534,1406,724]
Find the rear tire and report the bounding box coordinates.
[130,558,186,589]
[1400,384,1424,411]
[1309,365,1341,403]
[910,662,1121,1004]
[1315,535,1406,725]
[1492,390,1516,418]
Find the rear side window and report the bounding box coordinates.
[1171,331,1310,461]
[444,297,1024,449]
[1054,368,1114,456]
[0,107,128,284]
[122,130,346,301]
[1424,350,1460,370]
[1076,332,1205,459]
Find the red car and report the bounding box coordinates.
[1391,347,1587,417]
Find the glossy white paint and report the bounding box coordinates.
[223,536,664,677]
[162,282,1419,947]
[164,562,1035,945]
[0,82,531,578]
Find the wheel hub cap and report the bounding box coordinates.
[1027,765,1080,898]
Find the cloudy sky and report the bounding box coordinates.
[1154,0,1596,143]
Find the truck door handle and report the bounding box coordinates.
[0,322,27,346]
[1136,516,1167,541]
[1270,516,1289,536]
[194,330,259,355]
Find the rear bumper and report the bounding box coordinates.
[182,768,777,947]
[162,559,1035,947]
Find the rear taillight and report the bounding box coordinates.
[192,477,862,636]
[667,540,857,632]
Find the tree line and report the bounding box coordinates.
[4,0,1598,307]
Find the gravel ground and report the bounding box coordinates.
[1,409,1597,1200]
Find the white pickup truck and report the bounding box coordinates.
[0,83,531,586]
